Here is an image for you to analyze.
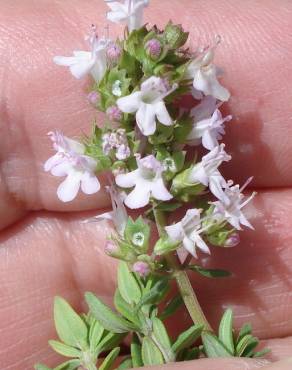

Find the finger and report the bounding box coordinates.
[141,358,270,370]
[1,189,292,368]
[261,358,292,370]
[1,1,292,229]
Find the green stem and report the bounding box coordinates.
[153,208,212,332]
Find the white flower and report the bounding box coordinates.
[187,108,232,150]
[211,178,256,230]
[165,209,210,258]
[186,42,230,102]
[189,144,231,202]
[94,184,128,235]
[53,28,110,82]
[190,95,218,122]
[115,155,173,209]
[44,131,100,202]
[102,129,131,160]
[117,76,176,136]
[105,0,149,31]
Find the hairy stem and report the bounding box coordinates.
[153,208,212,332]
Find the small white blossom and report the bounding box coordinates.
[94,185,128,235]
[187,108,232,150]
[115,155,173,209]
[105,0,149,31]
[189,144,231,202]
[132,232,145,246]
[211,178,256,230]
[165,209,210,258]
[186,42,230,102]
[53,27,110,82]
[117,76,176,136]
[112,80,122,96]
[44,131,100,202]
[102,129,131,160]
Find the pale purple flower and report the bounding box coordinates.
[212,178,256,230]
[133,261,150,277]
[105,240,119,255]
[188,144,231,202]
[94,184,128,235]
[106,105,123,121]
[87,91,99,105]
[186,42,230,102]
[105,0,149,32]
[224,233,240,247]
[117,76,177,136]
[115,155,173,209]
[106,42,122,62]
[44,131,100,202]
[53,27,110,82]
[145,38,162,58]
[165,209,210,258]
[102,129,131,160]
[187,108,232,150]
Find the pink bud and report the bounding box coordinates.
[225,233,240,248]
[133,261,150,277]
[87,91,99,105]
[105,240,119,255]
[145,38,162,59]
[106,105,123,122]
[107,43,122,61]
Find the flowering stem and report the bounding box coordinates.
[153,208,212,332]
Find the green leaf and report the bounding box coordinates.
[117,357,133,369]
[236,334,256,357]
[117,262,141,305]
[131,334,143,368]
[188,265,231,278]
[218,309,235,355]
[141,337,164,366]
[34,365,52,370]
[114,289,141,327]
[85,292,137,333]
[99,347,120,370]
[154,235,180,256]
[152,318,174,361]
[135,278,170,311]
[97,332,126,353]
[54,360,81,370]
[183,347,200,361]
[241,337,259,357]
[237,323,252,344]
[160,295,183,321]
[54,297,88,349]
[253,348,271,358]
[49,340,81,358]
[154,202,182,213]
[201,332,233,358]
[89,319,104,353]
[172,324,203,353]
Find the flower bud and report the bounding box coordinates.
[87,91,99,105]
[106,105,123,121]
[164,21,189,49]
[145,38,162,59]
[105,240,119,256]
[106,43,122,62]
[224,233,240,248]
[132,261,150,277]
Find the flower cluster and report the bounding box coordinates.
[39,2,262,369]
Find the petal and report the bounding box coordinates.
[176,246,189,264]
[69,59,95,79]
[189,164,208,186]
[191,233,211,255]
[136,103,156,136]
[202,129,218,150]
[117,92,142,113]
[57,172,82,202]
[53,56,76,67]
[81,172,100,195]
[115,170,139,188]
[106,1,126,12]
[151,178,173,201]
[191,96,217,121]
[44,154,61,172]
[154,101,172,126]
[124,184,151,209]
[183,236,197,258]
[51,161,71,177]
[165,222,184,242]
[194,66,230,102]
[209,174,228,201]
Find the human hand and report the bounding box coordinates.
[0,1,292,369]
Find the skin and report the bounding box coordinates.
[0,0,292,369]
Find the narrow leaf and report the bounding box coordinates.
[54,297,88,348]
[49,340,81,358]
[117,357,133,369]
[114,289,141,326]
[85,292,137,333]
[218,309,235,355]
[99,347,120,370]
[172,324,203,353]
[131,334,143,368]
[89,319,104,353]
[237,323,252,344]
[242,337,259,357]
[142,337,164,366]
[201,332,233,358]
[135,278,170,311]
[97,332,126,353]
[152,318,174,361]
[188,265,231,278]
[236,334,256,357]
[34,365,52,370]
[54,360,81,370]
[160,295,183,321]
[253,348,271,358]
[118,262,141,305]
